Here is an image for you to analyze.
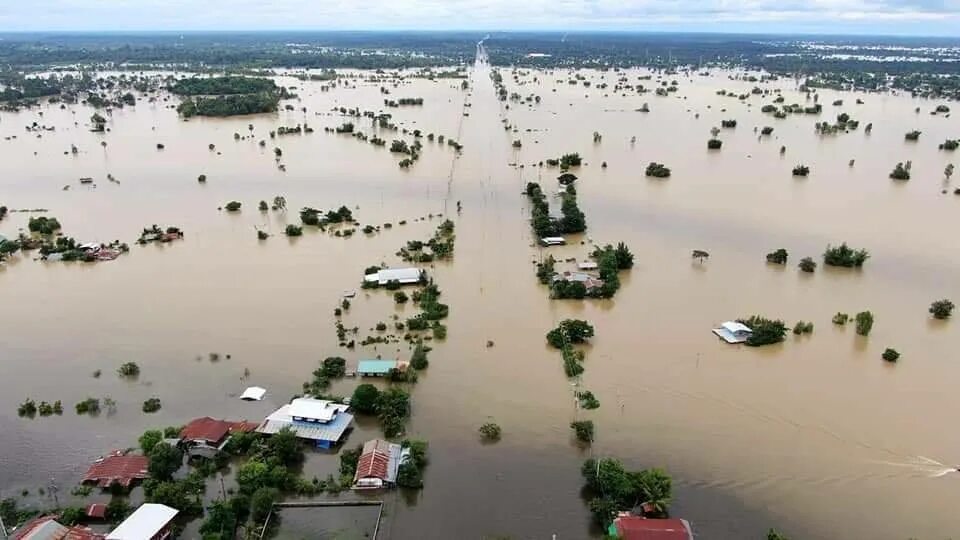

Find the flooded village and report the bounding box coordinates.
[1,31,960,540]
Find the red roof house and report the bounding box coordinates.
[86,503,107,520]
[353,439,404,489]
[179,417,257,446]
[610,516,694,540]
[11,516,105,540]
[81,451,149,488]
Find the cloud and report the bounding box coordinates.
[0,0,957,34]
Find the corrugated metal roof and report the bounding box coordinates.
[82,452,149,488]
[257,405,353,443]
[357,359,398,375]
[364,267,422,285]
[614,517,694,540]
[287,398,348,422]
[353,439,402,484]
[179,417,257,444]
[106,504,178,540]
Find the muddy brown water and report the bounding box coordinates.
[1,58,959,540]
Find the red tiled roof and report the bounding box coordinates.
[82,452,149,488]
[354,440,391,482]
[86,504,107,519]
[179,417,257,444]
[615,517,693,540]
[11,516,105,540]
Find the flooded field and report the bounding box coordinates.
[2,53,960,540]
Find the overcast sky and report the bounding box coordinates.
[1,0,958,36]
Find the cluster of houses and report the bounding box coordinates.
[11,503,178,540]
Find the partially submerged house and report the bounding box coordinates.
[352,439,407,490]
[363,267,423,286]
[538,236,566,247]
[356,359,406,377]
[608,515,694,540]
[81,451,149,488]
[10,516,103,540]
[712,321,753,344]
[257,397,354,449]
[106,503,178,540]
[553,271,604,290]
[179,417,258,459]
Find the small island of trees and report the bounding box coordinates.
[823,243,869,268]
[173,76,291,118]
[737,315,787,346]
[645,162,671,178]
[792,165,810,176]
[889,162,911,180]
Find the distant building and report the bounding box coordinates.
[712,321,753,344]
[257,397,354,449]
[81,451,149,488]
[608,515,694,540]
[553,271,604,290]
[352,439,407,489]
[178,417,258,458]
[538,236,566,246]
[106,503,178,540]
[10,516,103,540]
[363,267,423,286]
[356,359,405,377]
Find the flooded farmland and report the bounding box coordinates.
[2,55,960,540]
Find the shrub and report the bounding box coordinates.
[577,390,600,409]
[118,362,140,377]
[721,119,737,128]
[798,257,817,273]
[737,316,787,346]
[766,248,788,265]
[929,299,954,320]
[904,130,921,141]
[889,162,910,180]
[707,138,722,149]
[321,357,346,378]
[792,165,809,176]
[142,398,162,413]
[351,384,380,415]
[479,422,502,441]
[882,348,900,362]
[570,420,594,443]
[761,126,774,135]
[28,216,62,234]
[792,321,814,335]
[546,320,595,348]
[832,313,849,325]
[410,343,430,370]
[284,225,302,237]
[823,243,869,268]
[75,398,100,415]
[855,311,874,336]
[645,162,671,178]
[224,201,242,212]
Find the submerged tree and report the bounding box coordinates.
[929,299,955,320]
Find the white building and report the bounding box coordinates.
[363,267,423,286]
[106,503,178,540]
[257,397,354,449]
[712,321,753,344]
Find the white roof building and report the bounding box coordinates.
[239,386,266,401]
[363,267,423,285]
[713,321,754,344]
[257,397,353,449]
[106,503,178,540]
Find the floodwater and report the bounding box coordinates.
[2,50,960,540]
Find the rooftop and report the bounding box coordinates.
[356,359,399,375]
[287,397,349,422]
[354,439,403,484]
[82,452,149,488]
[364,267,422,285]
[179,417,257,444]
[106,504,178,540]
[258,404,353,443]
[11,516,104,540]
[612,516,694,540]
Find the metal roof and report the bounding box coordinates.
[364,267,422,285]
[612,517,694,540]
[721,321,752,334]
[357,359,398,375]
[257,406,353,443]
[354,439,402,484]
[179,417,257,444]
[287,397,349,422]
[240,386,266,401]
[82,452,149,488]
[106,504,178,540]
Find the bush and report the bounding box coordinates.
[707,138,722,149]
[321,357,346,378]
[570,420,594,443]
[351,384,380,415]
[792,165,809,176]
[224,201,242,212]
[75,398,100,415]
[28,216,62,234]
[904,130,921,141]
[117,362,140,377]
[721,119,737,128]
[577,390,600,409]
[766,248,788,264]
[832,312,849,325]
[738,316,787,346]
[410,343,430,370]
[855,311,874,336]
[823,243,869,268]
[889,162,910,180]
[284,225,302,237]
[798,257,817,273]
[142,398,162,413]
[929,299,954,320]
[479,422,502,441]
[792,321,814,335]
[139,430,164,453]
[645,162,671,178]
[882,348,900,362]
[546,320,595,348]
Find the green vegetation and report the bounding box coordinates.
[889,162,911,180]
[768,529,790,540]
[479,422,502,441]
[940,139,958,151]
[28,216,61,235]
[792,321,814,335]
[737,316,787,346]
[832,312,849,325]
[351,384,380,414]
[766,248,788,265]
[225,201,242,212]
[721,119,737,128]
[376,387,411,437]
[904,130,921,141]
[139,429,164,454]
[171,76,277,95]
[410,343,430,370]
[397,440,428,488]
[570,420,594,443]
[524,182,587,238]
[798,257,817,273]
[581,458,673,526]
[707,138,722,149]
[823,243,869,268]
[75,397,100,415]
[148,442,183,481]
[929,299,954,320]
[855,311,874,336]
[546,320,595,348]
[178,93,280,118]
[398,219,455,262]
[882,348,900,362]
[792,165,810,176]
[118,362,140,377]
[142,398,162,413]
[284,224,303,237]
[577,390,600,409]
[645,162,671,178]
